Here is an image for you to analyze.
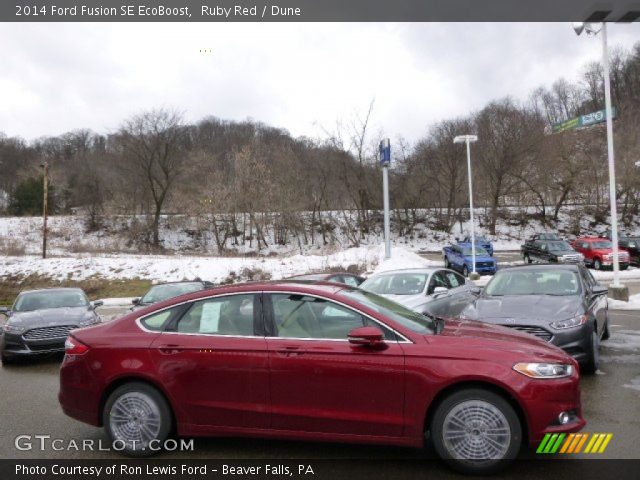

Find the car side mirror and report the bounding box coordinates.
[432,286,448,297]
[0,307,9,318]
[470,286,482,295]
[92,300,104,309]
[348,326,386,349]
[132,298,140,305]
[591,285,608,297]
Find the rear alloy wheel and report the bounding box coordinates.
[431,389,521,474]
[462,265,469,277]
[524,254,532,264]
[444,258,451,268]
[103,382,172,457]
[582,326,600,374]
[594,258,602,270]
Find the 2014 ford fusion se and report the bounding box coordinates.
[59,282,585,474]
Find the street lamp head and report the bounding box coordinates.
[572,22,602,36]
[572,22,585,35]
[453,135,478,144]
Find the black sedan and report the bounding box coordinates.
[0,288,102,364]
[459,264,609,374]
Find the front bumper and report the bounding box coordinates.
[1,332,67,358]
[502,323,591,365]
[517,364,585,445]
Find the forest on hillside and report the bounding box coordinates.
[1,43,639,252]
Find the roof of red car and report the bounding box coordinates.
[136,280,350,314]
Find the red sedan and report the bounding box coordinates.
[59,282,585,474]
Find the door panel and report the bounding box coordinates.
[265,293,406,437]
[149,294,270,429]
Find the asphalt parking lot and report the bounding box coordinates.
[0,308,638,478]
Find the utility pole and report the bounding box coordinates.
[379,139,391,259]
[42,162,49,259]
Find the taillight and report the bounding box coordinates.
[65,336,89,355]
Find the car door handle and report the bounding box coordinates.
[275,345,303,356]
[158,344,183,355]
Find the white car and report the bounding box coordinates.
[359,268,478,317]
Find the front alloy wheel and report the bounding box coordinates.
[594,258,602,270]
[104,382,172,456]
[431,389,521,474]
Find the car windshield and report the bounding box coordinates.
[539,233,560,240]
[484,270,581,296]
[14,290,89,312]
[591,241,612,249]
[360,273,427,295]
[548,241,574,252]
[340,289,435,334]
[461,246,489,256]
[140,282,204,304]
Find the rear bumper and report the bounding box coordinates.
[58,354,102,426]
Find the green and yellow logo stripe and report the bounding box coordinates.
[537,433,613,454]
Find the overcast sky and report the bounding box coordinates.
[1,22,639,145]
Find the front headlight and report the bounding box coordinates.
[513,363,574,379]
[3,323,26,335]
[550,314,587,330]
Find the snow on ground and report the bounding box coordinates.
[3,206,639,257]
[0,244,394,284]
[373,247,436,273]
[608,294,640,310]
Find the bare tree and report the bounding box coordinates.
[115,109,189,247]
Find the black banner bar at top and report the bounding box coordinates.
[3,0,640,22]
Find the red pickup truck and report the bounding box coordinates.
[572,236,630,270]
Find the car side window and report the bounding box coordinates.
[582,242,590,250]
[270,294,396,340]
[444,271,464,288]
[141,307,179,331]
[176,294,256,336]
[428,272,449,294]
[341,276,360,287]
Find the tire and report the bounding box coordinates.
[431,388,522,475]
[444,257,450,269]
[594,258,602,270]
[524,254,532,264]
[462,265,469,277]
[621,265,628,271]
[1,354,15,366]
[602,315,611,341]
[103,382,172,457]
[581,326,600,375]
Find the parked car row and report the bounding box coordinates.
[0,257,608,472]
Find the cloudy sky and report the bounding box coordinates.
[1,22,639,144]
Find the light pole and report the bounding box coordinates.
[454,135,478,279]
[573,22,627,300]
[41,162,49,259]
[380,139,391,259]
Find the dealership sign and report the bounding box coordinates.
[552,108,617,133]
